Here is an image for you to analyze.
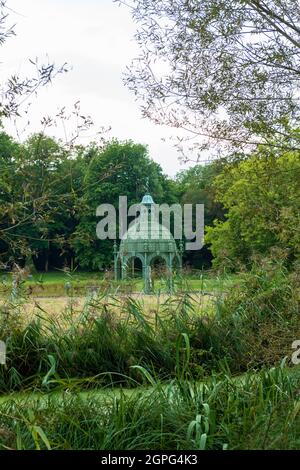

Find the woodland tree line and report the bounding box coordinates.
[0,130,298,273]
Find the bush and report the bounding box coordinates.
[209,259,300,371]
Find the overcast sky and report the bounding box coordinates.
[1,0,195,177]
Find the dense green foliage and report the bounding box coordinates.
[0,132,80,270]
[206,146,300,268]
[0,134,180,271]
[72,140,177,269]
[0,0,299,453]
[1,129,299,272]
[176,162,225,268]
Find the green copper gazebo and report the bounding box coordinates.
[114,194,183,293]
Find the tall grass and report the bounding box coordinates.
[0,260,299,450]
[0,260,298,392]
[0,362,299,450]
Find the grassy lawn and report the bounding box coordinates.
[0,270,240,296]
[0,270,101,285]
[0,270,239,326]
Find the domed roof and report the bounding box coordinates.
[141,193,155,205]
[123,216,174,241]
[119,194,177,254]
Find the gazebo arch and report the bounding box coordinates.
[114,193,183,294]
[121,253,145,279]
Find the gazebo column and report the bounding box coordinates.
[168,253,174,294]
[178,240,184,272]
[143,252,153,294]
[113,241,118,280]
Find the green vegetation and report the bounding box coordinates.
[0,270,240,296]
[0,0,299,452]
[1,130,299,275]
[0,131,299,450]
[0,260,297,392]
[0,135,182,272]
[0,260,298,450]
[206,149,300,269]
[0,363,299,450]
[124,1,300,154]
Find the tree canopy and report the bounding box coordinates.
[71,139,177,270]
[206,143,300,268]
[121,0,300,154]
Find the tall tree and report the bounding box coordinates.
[206,142,300,268]
[121,0,300,154]
[0,1,67,268]
[0,133,74,269]
[176,162,225,268]
[72,139,177,270]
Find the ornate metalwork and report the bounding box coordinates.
[114,194,183,294]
